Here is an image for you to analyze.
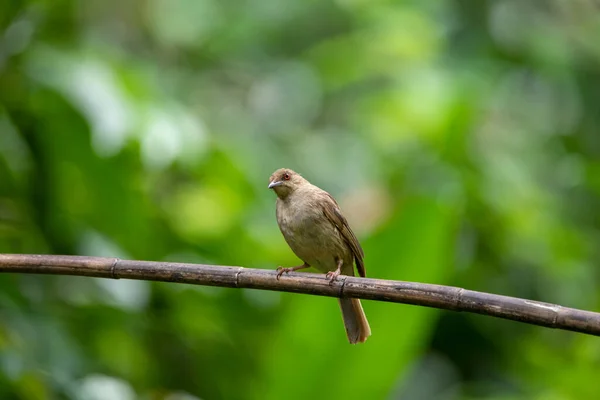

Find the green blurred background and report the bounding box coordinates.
[1,0,600,399]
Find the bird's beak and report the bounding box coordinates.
[268,180,283,189]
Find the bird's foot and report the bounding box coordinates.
[326,270,340,284]
[276,263,309,280]
[276,267,294,280]
[326,258,344,285]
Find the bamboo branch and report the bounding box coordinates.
[1,254,599,336]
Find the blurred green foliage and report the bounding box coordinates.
[1,0,600,399]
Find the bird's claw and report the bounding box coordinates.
[276,266,292,280]
[326,270,340,285]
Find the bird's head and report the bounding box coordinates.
[268,168,306,199]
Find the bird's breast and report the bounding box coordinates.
[276,196,351,272]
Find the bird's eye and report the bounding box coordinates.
[283,173,290,180]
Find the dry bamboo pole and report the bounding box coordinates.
[1,254,599,336]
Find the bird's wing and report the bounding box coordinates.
[321,192,366,277]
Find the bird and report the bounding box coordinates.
[268,168,371,344]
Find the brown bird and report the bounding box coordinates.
[268,168,371,344]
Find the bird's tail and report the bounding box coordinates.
[338,298,371,344]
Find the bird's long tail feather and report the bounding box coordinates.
[338,298,371,344]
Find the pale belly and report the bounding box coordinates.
[277,199,354,274]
